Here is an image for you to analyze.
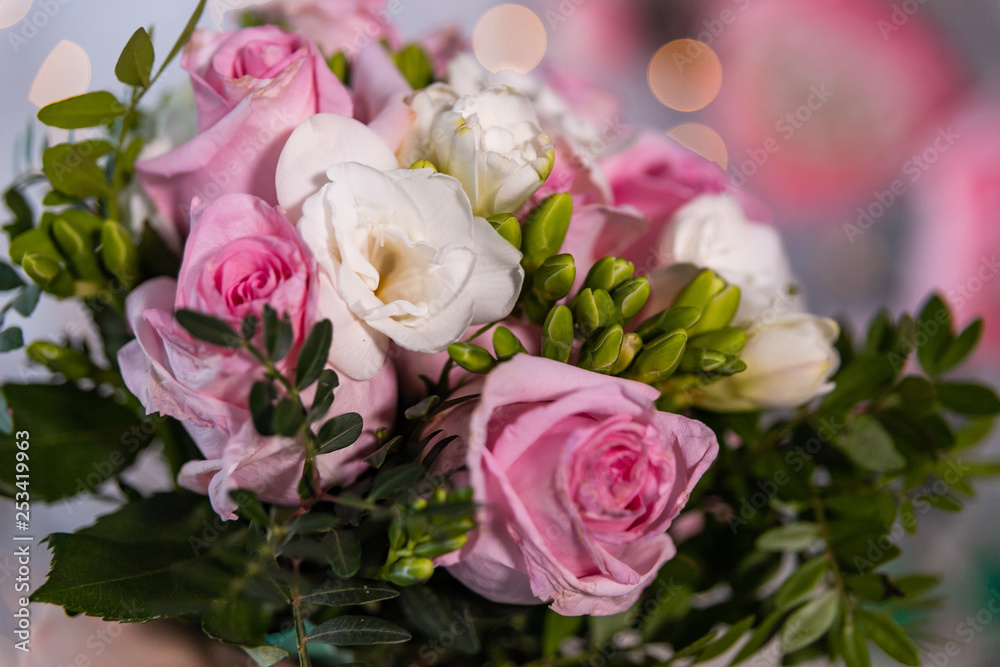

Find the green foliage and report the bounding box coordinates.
[392,44,434,90]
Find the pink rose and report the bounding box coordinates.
[255,0,398,57]
[137,26,352,234]
[600,132,733,274]
[433,355,718,615]
[118,194,395,517]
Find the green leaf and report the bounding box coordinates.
[316,413,364,454]
[916,295,952,375]
[774,557,830,610]
[936,382,1000,416]
[780,589,839,652]
[399,585,480,654]
[115,27,155,87]
[542,611,583,657]
[756,523,820,552]
[323,529,361,578]
[3,188,32,239]
[272,397,305,437]
[37,91,126,129]
[0,263,24,291]
[42,143,111,199]
[895,376,937,417]
[11,284,41,317]
[393,43,434,90]
[296,320,332,389]
[0,327,23,352]
[841,414,906,472]
[855,609,919,666]
[307,615,410,646]
[695,614,754,662]
[671,628,719,659]
[308,368,339,422]
[262,305,293,362]
[822,354,897,412]
[202,598,271,647]
[230,489,270,526]
[154,0,206,84]
[31,492,241,620]
[241,646,289,667]
[302,580,398,607]
[249,381,275,436]
[0,384,142,501]
[176,309,241,347]
[841,617,872,667]
[368,463,425,501]
[288,513,340,535]
[937,318,982,373]
[730,609,785,664]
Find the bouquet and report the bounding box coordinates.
[3,1,999,665]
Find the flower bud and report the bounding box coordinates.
[628,330,687,384]
[100,220,139,285]
[533,253,576,301]
[22,254,74,297]
[487,213,522,250]
[575,288,617,337]
[409,160,437,171]
[583,257,634,293]
[689,327,748,356]
[53,217,103,282]
[578,325,623,374]
[25,341,94,379]
[695,315,840,411]
[447,342,497,374]
[522,193,572,273]
[611,277,650,322]
[672,269,726,312]
[541,305,574,363]
[611,333,643,375]
[635,306,701,343]
[386,557,435,586]
[413,535,468,559]
[388,516,406,551]
[493,326,528,361]
[679,348,731,374]
[690,284,740,335]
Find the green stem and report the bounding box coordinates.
[292,592,312,667]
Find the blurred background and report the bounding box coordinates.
[0,0,998,664]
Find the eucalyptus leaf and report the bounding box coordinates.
[855,609,919,666]
[302,580,398,607]
[323,529,361,578]
[307,615,410,646]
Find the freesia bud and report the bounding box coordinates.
[493,326,528,361]
[533,254,576,301]
[611,277,650,321]
[635,306,701,342]
[611,333,643,375]
[628,330,687,384]
[578,325,623,374]
[386,557,435,586]
[521,193,572,273]
[584,257,634,293]
[487,213,522,250]
[541,305,574,363]
[100,220,138,285]
[575,288,617,337]
[447,342,497,374]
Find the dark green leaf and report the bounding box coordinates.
[241,314,259,340]
[404,395,440,420]
[936,382,1000,416]
[368,464,425,502]
[695,614,754,662]
[288,513,340,535]
[115,27,155,87]
[323,530,361,578]
[842,616,872,667]
[295,319,332,389]
[731,609,785,664]
[822,355,897,412]
[671,628,719,659]
[249,381,275,436]
[855,609,919,665]
[262,305,293,362]
[937,318,982,373]
[316,413,364,454]
[175,309,241,347]
[3,188,32,239]
[37,91,126,129]
[780,590,839,652]
[775,557,830,610]
[230,490,270,526]
[272,397,305,437]
[841,414,906,472]
[202,598,271,647]
[307,615,410,646]
[0,327,23,352]
[0,384,142,501]
[0,390,11,435]
[916,295,952,375]
[308,369,339,422]
[756,523,820,552]
[399,585,480,654]
[0,263,24,291]
[302,579,398,607]
[11,284,40,317]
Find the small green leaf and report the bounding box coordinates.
[301,580,399,607]
[175,309,241,347]
[916,295,952,375]
[308,368,339,423]
[43,143,111,199]
[368,464,425,502]
[841,414,906,472]
[841,617,872,667]
[695,615,754,662]
[855,609,919,666]
[37,91,126,129]
[730,609,785,664]
[307,615,410,646]
[756,523,820,552]
[775,557,830,610]
[249,381,275,436]
[0,263,24,291]
[393,43,434,90]
[11,284,41,317]
[316,413,364,454]
[0,327,23,352]
[937,318,982,373]
[202,598,271,647]
[936,382,1000,416]
[295,319,332,389]
[780,589,839,652]
[241,646,289,667]
[115,27,155,87]
[322,530,361,578]
[262,305,293,362]
[404,395,440,420]
[230,489,270,526]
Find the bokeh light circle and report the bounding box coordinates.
[29,40,92,108]
[648,39,723,112]
[473,4,547,74]
[0,0,32,30]
[666,123,728,170]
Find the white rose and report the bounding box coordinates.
[660,194,800,325]
[398,83,555,217]
[695,314,840,411]
[276,114,524,380]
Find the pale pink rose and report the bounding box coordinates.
[433,355,718,616]
[118,194,395,518]
[137,26,352,234]
[706,0,963,219]
[255,0,399,57]
[901,98,1000,358]
[350,42,414,153]
[599,132,733,275]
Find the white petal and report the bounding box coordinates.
[276,114,399,223]
[316,272,389,381]
[465,217,524,323]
